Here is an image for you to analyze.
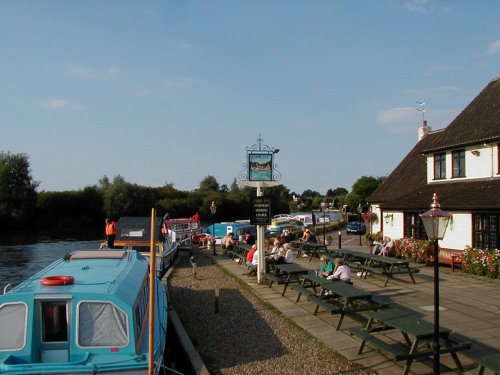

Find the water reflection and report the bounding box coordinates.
[0,230,102,289]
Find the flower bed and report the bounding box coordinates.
[461,246,500,279]
[394,237,433,263]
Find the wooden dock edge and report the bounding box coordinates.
[168,307,211,375]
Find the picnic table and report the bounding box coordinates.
[291,241,328,262]
[351,308,471,375]
[265,263,310,296]
[293,274,387,330]
[359,255,419,287]
[473,352,500,375]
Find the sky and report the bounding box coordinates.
[1,0,499,195]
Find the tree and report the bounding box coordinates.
[327,187,348,197]
[198,175,219,191]
[230,178,239,192]
[346,176,385,211]
[0,152,39,227]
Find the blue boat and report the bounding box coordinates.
[204,220,256,243]
[0,249,168,374]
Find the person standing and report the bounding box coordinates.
[105,218,117,249]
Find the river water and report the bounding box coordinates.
[0,229,102,289]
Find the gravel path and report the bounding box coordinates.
[168,252,376,375]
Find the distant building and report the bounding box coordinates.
[368,77,500,251]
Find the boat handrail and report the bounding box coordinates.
[3,283,12,294]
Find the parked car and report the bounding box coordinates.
[346,221,366,235]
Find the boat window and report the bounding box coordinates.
[77,301,129,348]
[42,301,68,342]
[0,302,27,351]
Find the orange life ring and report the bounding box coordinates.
[40,275,75,286]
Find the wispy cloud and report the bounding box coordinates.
[163,76,203,89]
[425,64,459,75]
[293,115,325,130]
[41,99,81,110]
[405,0,430,13]
[376,107,417,134]
[402,86,459,99]
[66,64,121,81]
[487,39,500,54]
[377,106,457,134]
[135,89,151,97]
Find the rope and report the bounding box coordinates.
[155,360,187,375]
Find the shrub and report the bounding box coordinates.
[395,237,433,263]
[461,246,500,279]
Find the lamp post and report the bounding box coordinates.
[320,201,327,245]
[420,193,451,375]
[210,201,217,256]
[357,204,362,246]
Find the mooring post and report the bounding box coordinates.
[338,231,342,250]
[214,288,220,314]
[190,256,197,278]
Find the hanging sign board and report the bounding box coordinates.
[251,197,271,225]
[248,153,273,181]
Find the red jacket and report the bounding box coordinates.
[246,248,257,262]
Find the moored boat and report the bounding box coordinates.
[101,216,178,277]
[0,249,168,374]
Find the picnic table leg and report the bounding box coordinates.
[336,300,349,330]
[282,274,292,296]
[407,266,416,284]
[476,364,485,375]
[443,336,465,372]
[402,338,420,375]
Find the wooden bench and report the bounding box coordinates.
[350,327,410,360]
[470,352,500,375]
[426,248,463,272]
[265,272,284,287]
[289,284,318,302]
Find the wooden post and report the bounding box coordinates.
[148,208,156,375]
[214,288,220,314]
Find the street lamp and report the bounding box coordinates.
[357,204,363,246]
[420,193,451,375]
[320,201,327,245]
[210,201,217,256]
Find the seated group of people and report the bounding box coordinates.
[246,240,294,275]
[372,236,394,256]
[318,256,352,283]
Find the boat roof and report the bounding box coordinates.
[6,250,148,307]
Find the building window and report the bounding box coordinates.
[474,214,499,250]
[433,153,446,179]
[452,149,466,178]
[404,213,428,240]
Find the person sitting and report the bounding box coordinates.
[283,243,294,263]
[245,244,257,267]
[326,258,352,283]
[244,232,255,245]
[318,256,333,278]
[266,247,285,272]
[269,240,281,256]
[379,236,394,257]
[249,248,259,276]
[224,233,236,255]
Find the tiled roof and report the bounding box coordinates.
[368,77,500,210]
[381,178,500,211]
[422,77,500,152]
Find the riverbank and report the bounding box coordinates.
[168,251,374,375]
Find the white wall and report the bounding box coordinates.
[440,212,472,250]
[426,144,499,183]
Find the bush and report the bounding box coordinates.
[395,237,433,263]
[461,246,500,279]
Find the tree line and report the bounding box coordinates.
[0,152,385,230]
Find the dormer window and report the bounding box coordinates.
[452,149,466,178]
[433,153,446,180]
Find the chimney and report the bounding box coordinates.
[418,120,431,141]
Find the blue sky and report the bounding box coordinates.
[1,1,499,195]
